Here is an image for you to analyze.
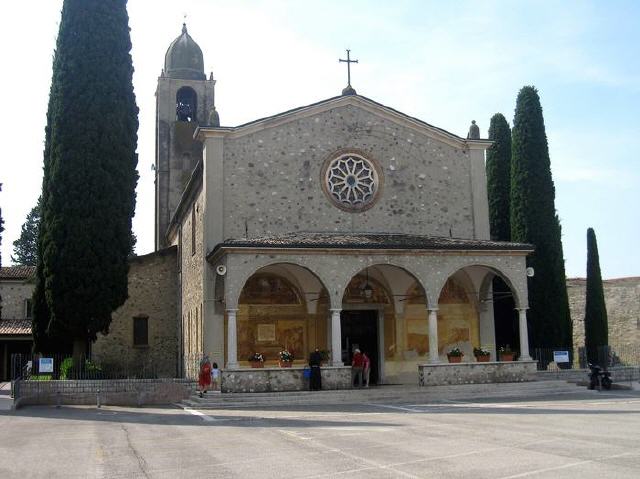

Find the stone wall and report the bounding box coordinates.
[419,361,537,386]
[221,366,352,393]
[568,277,640,351]
[0,281,33,320]
[222,103,476,240]
[15,379,194,407]
[92,247,178,377]
[179,187,205,376]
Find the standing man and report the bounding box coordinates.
[309,348,323,391]
[352,348,364,388]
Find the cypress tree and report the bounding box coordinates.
[486,113,512,242]
[33,0,138,358]
[12,199,41,266]
[584,227,608,364]
[510,86,571,349]
[486,113,519,349]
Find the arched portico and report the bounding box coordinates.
[215,247,532,376]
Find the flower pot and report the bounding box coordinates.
[278,361,293,368]
[447,355,463,363]
[499,353,515,362]
[250,361,264,368]
[475,354,490,363]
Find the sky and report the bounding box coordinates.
[0,0,638,279]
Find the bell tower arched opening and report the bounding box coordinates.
[176,86,198,122]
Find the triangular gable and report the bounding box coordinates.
[196,95,491,150]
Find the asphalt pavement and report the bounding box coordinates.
[1,388,639,478]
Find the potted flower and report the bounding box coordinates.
[447,347,464,363]
[319,350,330,365]
[498,345,516,362]
[278,350,294,367]
[474,347,491,362]
[248,352,265,368]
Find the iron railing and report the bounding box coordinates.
[10,353,166,381]
[532,344,640,372]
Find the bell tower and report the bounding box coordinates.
[155,23,218,249]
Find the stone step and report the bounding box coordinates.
[180,380,585,409]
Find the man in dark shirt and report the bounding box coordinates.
[309,348,323,391]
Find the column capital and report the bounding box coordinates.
[329,308,342,313]
[427,307,439,313]
[515,307,529,312]
[225,308,239,314]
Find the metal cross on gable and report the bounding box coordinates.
[339,49,358,87]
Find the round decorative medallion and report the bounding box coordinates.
[322,152,380,211]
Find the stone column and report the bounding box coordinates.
[330,308,343,366]
[517,308,532,361]
[428,308,440,363]
[226,308,239,369]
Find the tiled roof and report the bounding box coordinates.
[0,265,36,280]
[0,319,32,335]
[210,232,533,256]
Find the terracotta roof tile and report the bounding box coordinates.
[210,232,534,257]
[0,265,36,280]
[0,319,32,335]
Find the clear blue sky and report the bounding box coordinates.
[0,0,638,279]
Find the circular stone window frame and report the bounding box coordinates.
[320,148,384,213]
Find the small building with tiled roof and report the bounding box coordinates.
[0,265,35,380]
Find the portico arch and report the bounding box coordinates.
[434,263,531,361]
[227,262,330,368]
[339,264,428,384]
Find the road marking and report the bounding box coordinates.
[365,403,421,413]
[178,405,215,422]
[497,451,639,478]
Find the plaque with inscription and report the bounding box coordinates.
[257,323,276,342]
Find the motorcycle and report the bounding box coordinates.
[588,363,612,390]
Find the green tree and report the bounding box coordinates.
[486,113,512,241]
[11,198,41,266]
[510,86,572,349]
[584,228,608,363]
[33,0,138,358]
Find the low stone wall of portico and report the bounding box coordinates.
[418,361,538,386]
[220,366,351,393]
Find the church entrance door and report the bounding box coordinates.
[341,310,379,385]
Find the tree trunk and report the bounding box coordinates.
[72,338,86,377]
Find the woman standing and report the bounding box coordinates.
[198,356,212,397]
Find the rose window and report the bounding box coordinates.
[324,154,379,211]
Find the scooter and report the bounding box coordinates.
[588,363,612,390]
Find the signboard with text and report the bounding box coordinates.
[553,351,570,363]
[39,357,54,373]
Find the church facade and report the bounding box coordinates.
[97,25,534,384]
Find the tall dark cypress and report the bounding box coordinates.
[486,113,512,242]
[584,228,608,363]
[510,86,571,349]
[33,0,138,357]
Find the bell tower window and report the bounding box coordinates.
[176,87,197,122]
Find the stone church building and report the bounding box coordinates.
[93,25,534,384]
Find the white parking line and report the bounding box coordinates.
[177,405,215,422]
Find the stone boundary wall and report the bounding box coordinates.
[221,366,352,393]
[535,366,640,383]
[419,361,537,386]
[14,379,195,408]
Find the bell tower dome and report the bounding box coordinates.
[154,24,218,249]
[164,23,206,81]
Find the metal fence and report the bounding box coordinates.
[532,344,640,372]
[10,353,165,381]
